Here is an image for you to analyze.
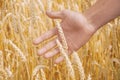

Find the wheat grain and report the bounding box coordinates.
[0,51,3,68]
[0,69,8,79]
[40,69,46,80]
[47,0,52,11]
[32,65,48,78]
[5,67,12,78]
[37,0,45,13]
[87,74,92,80]
[35,73,40,80]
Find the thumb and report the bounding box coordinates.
[46,11,63,19]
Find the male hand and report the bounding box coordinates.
[33,10,95,63]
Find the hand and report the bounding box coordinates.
[33,10,95,64]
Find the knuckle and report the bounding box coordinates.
[61,10,68,14]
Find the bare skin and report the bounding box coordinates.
[33,0,120,64]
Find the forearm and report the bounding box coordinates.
[84,0,120,31]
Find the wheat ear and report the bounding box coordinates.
[72,51,85,80]
[32,65,47,79]
[56,39,75,80]
[7,40,26,62]
[56,21,68,51]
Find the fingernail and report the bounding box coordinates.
[45,53,51,58]
[38,49,44,55]
[46,10,50,13]
[46,10,52,14]
[33,39,37,44]
[54,60,59,64]
[44,54,48,58]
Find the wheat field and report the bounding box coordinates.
[0,0,120,80]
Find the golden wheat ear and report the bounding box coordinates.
[32,65,48,80]
[72,51,85,80]
[55,21,68,51]
[56,39,75,80]
[7,40,27,62]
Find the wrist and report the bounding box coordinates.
[83,5,104,31]
[83,0,120,32]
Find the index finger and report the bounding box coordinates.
[33,28,57,45]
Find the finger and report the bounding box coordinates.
[46,10,63,19]
[44,48,59,58]
[33,28,57,45]
[54,56,64,64]
[54,51,72,64]
[38,40,57,55]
